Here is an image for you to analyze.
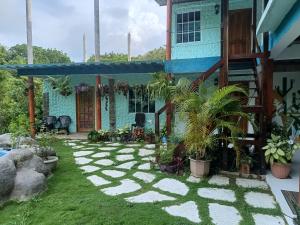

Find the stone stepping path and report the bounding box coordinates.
[72,146,84,149]
[75,157,93,165]
[137,162,151,170]
[245,192,276,209]
[153,178,189,196]
[209,203,242,225]
[91,152,110,158]
[186,176,201,183]
[116,154,134,162]
[84,147,95,150]
[116,161,137,170]
[73,151,94,157]
[252,214,285,225]
[144,144,156,149]
[80,165,100,173]
[101,170,126,178]
[133,172,155,183]
[101,179,141,196]
[141,156,155,161]
[118,148,135,154]
[208,175,229,186]
[198,188,236,202]
[236,178,268,189]
[87,175,111,186]
[99,147,117,151]
[68,143,77,146]
[94,159,114,166]
[162,201,201,223]
[138,148,155,157]
[107,143,122,147]
[126,191,175,203]
[126,144,141,147]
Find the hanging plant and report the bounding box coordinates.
[115,82,129,97]
[47,76,72,96]
[97,84,110,111]
[132,84,146,96]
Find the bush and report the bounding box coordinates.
[88,130,100,142]
[8,114,30,147]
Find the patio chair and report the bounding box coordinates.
[42,116,57,132]
[57,115,71,135]
[131,113,146,141]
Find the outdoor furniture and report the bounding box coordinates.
[57,115,71,135]
[42,116,57,131]
[131,113,146,141]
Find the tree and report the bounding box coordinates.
[88,52,128,62]
[135,47,166,61]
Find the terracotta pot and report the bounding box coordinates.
[190,157,211,177]
[240,163,250,174]
[271,162,291,179]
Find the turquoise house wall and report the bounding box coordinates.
[171,0,253,60]
[44,74,165,133]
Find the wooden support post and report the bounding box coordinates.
[219,0,229,88]
[166,0,172,136]
[96,76,102,130]
[252,0,257,53]
[264,59,273,124]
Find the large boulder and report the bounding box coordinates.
[22,155,50,176]
[32,147,57,158]
[10,168,46,202]
[0,133,12,147]
[7,149,34,168]
[0,157,16,200]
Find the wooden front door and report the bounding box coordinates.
[229,9,252,56]
[76,87,95,132]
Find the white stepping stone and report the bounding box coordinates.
[197,188,236,202]
[245,192,276,209]
[84,147,95,150]
[87,175,111,186]
[208,175,230,186]
[236,178,268,189]
[81,141,88,144]
[116,161,137,170]
[91,152,110,158]
[133,172,155,183]
[99,147,117,151]
[80,165,100,173]
[72,146,84,149]
[94,159,114,166]
[126,144,141,147]
[209,203,242,225]
[141,156,156,162]
[126,191,175,203]
[116,154,134,162]
[102,170,126,178]
[101,179,141,196]
[75,157,93,165]
[153,178,189,196]
[187,176,201,183]
[68,143,77,146]
[138,163,151,170]
[107,143,122,147]
[138,148,155,157]
[73,151,94,157]
[88,143,101,146]
[162,201,201,223]
[118,148,135,154]
[252,214,285,225]
[144,144,156,149]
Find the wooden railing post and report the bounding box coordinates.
[155,112,160,137]
[220,0,229,88]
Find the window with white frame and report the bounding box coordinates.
[176,11,201,43]
[129,88,155,113]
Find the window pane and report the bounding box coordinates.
[142,90,149,113]
[183,23,188,33]
[129,89,135,113]
[195,11,200,21]
[195,32,201,41]
[183,13,188,22]
[177,33,183,43]
[189,32,194,42]
[183,33,188,42]
[189,12,195,21]
[149,100,155,113]
[177,14,182,23]
[136,90,141,112]
[177,23,182,33]
[189,22,194,32]
[195,21,201,31]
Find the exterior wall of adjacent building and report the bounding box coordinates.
[171,0,253,60]
[43,75,166,133]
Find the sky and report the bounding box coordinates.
[0,0,166,62]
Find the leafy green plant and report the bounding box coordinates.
[36,132,57,158]
[263,134,300,165]
[144,128,154,136]
[8,114,30,148]
[48,76,72,96]
[88,130,100,142]
[160,126,167,138]
[158,144,176,165]
[240,154,253,166]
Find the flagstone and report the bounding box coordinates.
[101,179,141,196]
[91,152,110,158]
[208,175,230,186]
[84,147,95,150]
[252,214,285,225]
[162,201,201,223]
[141,156,156,161]
[153,178,189,196]
[94,159,114,166]
[81,141,88,144]
[88,143,101,146]
[101,170,126,178]
[125,191,176,203]
[75,157,93,165]
[73,151,94,157]
[87,175,111,186]
[197,188,236,202]
[68,143,77,146]
[80,165,100,173]
[72,146,84,149]
[138,162,151,170]
[116,154,135,162]
[144,144,156,149]
[133,172,155,183]
[99,147,118,151]
[126,144,141,147]
[236,178,268,189]
[245,192,276,209]
[139,148,155,157]
[107,143,122,147]
[116,161,138,170]
[209,203,242,225]
[118,148,135,154]
[186,176,201,183]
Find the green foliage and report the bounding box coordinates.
[147,72,174,101]
[8,114,30,147]
[47,76,72,96]
[135,47,166,61]
[157,144,176,165]
[263,134,300,165]
[88,130,100,142]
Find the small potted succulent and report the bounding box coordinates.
[264,134,300,179]
[144,128,155,144]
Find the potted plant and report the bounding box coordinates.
[145,128,155,143]
[160,126,167,144]
[88,130,100,142]
[157,144,183,174]
[116,126,131,142]
[98,129,109,142]
[240,154,253,175]
[263,134,300,179]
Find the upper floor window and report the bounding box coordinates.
[176,11,201,43]
[129,88,155,113]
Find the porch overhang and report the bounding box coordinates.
[155,0,202,6]
[0,60,164,76]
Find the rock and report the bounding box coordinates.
[10,168,46,202]
[0,133,12,147]
[31,147,57,158]
[22,155,50,176]
[7,149,34,168]
[0,158,16,199]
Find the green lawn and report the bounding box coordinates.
[0,140,285,225]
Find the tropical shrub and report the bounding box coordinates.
[88,130,100,142]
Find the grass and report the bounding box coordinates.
[0,140,285,225]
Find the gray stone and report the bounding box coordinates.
[22,155,50,176]
[0,133,12,147]
[10,168,47,202]
[7,149,34,168]
[33,147,56,158]
[0,158,16,199]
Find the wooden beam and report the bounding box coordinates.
[96,76,102,130]
[166,0,172,60]
[229,53,267,60]
[264,58,274,123]
[252,0,257,53]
